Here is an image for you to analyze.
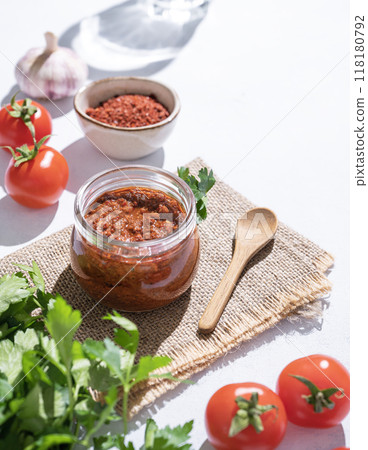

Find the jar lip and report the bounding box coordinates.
[74,165,196,250]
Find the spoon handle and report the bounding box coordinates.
[198,250,251,334]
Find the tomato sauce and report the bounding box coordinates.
[84,187,184,242]
[71,186,200,311]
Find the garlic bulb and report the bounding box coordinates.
[15,32,88,100]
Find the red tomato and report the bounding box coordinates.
[205,383,287,450]
[332,447,349,449]
[0,99,52,148]
[5,145,69,208]
[276,355,350,428]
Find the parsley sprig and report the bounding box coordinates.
[0,263,193,449]
[177,167,216,222]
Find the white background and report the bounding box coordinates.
[350,0,367,448]
[0,0,349,448]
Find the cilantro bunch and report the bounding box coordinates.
[177,167,216,222]
[0,263,193,449]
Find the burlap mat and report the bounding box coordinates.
[0,158,333,417]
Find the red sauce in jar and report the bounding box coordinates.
[71,184,199,312]
[84,187,185,242]
[85,94,170,128]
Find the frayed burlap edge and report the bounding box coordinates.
[123,266,332,417]
[91,250,333,417]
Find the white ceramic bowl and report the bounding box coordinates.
[74,77,180,160]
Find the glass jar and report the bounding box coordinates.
[70,166,200,311]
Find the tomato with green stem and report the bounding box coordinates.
[205,383,287,450]
[0,94,52,148]
[276,354,350,428]
[4,136,69,208]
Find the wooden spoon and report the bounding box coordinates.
[198,207,278,334]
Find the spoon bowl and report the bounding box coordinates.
[198,207,278,334]
[235,207,278,252]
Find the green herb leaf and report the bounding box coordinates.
[70,341,90,397]
[104,311,139,355]
[94,434,134,450]
[0,330,40,388]
[88,360,120,392]
[143,418,193,450]
[18,383,68,433]
[83,337,122,378]
[33,291,54,312]
[0,323,19,340]
[0,373,13,402]
[0,273,32,316]
[0,336,34,385]
[149,373,193,384]
[24,433,78,450]
[177,167,189,180]
[22,351,52,387]
[196,197,207,222]
[198,168,216,193]
[39,335,63,370]
[132,355,171,386]
[177,166,216,223]
[14,328,39,352]
[144,418,159,448]
[45,296,81,371]
[15,261,45,292]
[83,386,119,445]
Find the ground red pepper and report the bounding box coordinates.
[86,94,170,128]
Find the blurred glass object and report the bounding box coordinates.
[65,0,210,72]
[145,0,210,22]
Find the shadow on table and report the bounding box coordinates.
[0,195,58,246]
[1,84,75,119]
[59,0,207,79]
[62,137,165,194]
[199,423,346,449]
[0,150,11,188]
[278,423,346,449]
[53,264,191,358]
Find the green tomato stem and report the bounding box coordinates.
[5,134,51,167]
[6,93,38,140]
[229,393,277,437]
[290,375,343,413]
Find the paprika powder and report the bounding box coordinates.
[85,94,170,128]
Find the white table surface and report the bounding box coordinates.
[0,0,349,448]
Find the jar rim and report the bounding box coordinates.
[74,165,197,253]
